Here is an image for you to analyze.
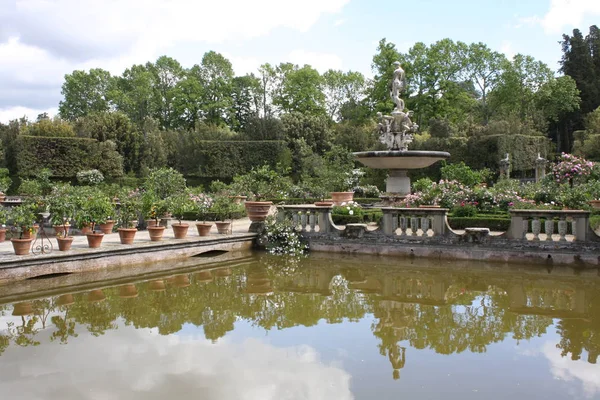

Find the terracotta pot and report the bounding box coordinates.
[148,280,166,291]
[57,236,74,251]
[12,301,34,316]
[589,200,600,210]
[98,220,115,234]
[148,226,165,241]
[173,275,191,288]
[0,228,6,243]
[86,232,104,248]
[215,221,232,234]
[195,270,213,283]
[55,294,75,306]
[80,225,92,235]
[172,223,189,239]
[330,192,354,206]
[147,220,158,227]
[87,289,106,303]
[119,284,138,298]
[244,201,273,222]
[118,228,137,244]
[11,238,32,255]
[196,223,212,236]
[53,224,71,237]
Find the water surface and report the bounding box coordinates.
[1,253,599,399]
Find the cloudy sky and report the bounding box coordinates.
[1,0,599,123]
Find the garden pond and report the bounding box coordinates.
[0,252,599,399]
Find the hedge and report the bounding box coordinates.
[175,140,288,179]
[332,209,383,225]
[264,197,381,205]
[14,135,123,178]
[448,217,511,231]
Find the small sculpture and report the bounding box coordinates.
[391,61,406,112]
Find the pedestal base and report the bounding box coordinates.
[386,169,411,196]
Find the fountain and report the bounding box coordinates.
[353,62,450,204]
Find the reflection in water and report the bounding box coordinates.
[0,254,599,398]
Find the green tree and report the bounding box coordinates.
[59,68,114,120]
[146,56,185,129]
[466,43,506,123]
[274,64,326,115]
[323,70,367,121]
[230,74,261,131]
[198,51,235,126]
[113,64,155,127]
[22,117,75,137]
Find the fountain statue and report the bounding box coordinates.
[353,62,450,204]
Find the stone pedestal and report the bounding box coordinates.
[387,169,411,196]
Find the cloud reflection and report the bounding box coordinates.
[542,341,600,398]
[0,322,353,400]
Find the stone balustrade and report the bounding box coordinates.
[277,205,600,243]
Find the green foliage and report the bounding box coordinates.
[209,195,240,221]
[22,117,75,137]
[75,188,115,230]
[17,179,42,197]
[144,167,186,200]
[47,184,76,226]
[450,203,478,217]
[0,207,7,225]
[117,188,141,228]
[231,164,292,200]
[0,168,12,193]
[9,204,37,238]
[14,136,123,178]
[59,68,114,120]
[440,162,492,186]
[174,139,287,178]
[447,217,511,231]
[167,191,195,224]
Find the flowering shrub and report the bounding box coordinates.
[552,153,594,185]
[262,217,308,256]
[332,201,363,216]
[352,184,380,198]
[451,203,478,217]
[76,169,104,186]
[190,192,213,220]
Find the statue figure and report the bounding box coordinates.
[374,62,418,151]
[391,61,405,112]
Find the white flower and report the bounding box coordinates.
[349,210,354,215]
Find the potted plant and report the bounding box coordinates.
[48,185,74,238]
[210,195,237,234]
[9,204,36,255]
[147,199,167,241]
[117,188,141,244]
[168,192,194,239]
[79,190,114,248]
[0,168,11,202]
[0,208,7,243]
[192,192,214,236]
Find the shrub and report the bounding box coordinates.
[76,169,104,185]
[451,203,478,217]
[261,217,308,256]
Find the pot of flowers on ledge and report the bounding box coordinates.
[49,190,76,251]
[168,191,195,239]
[147,199,167,241]
[192,192,213,236]
[9,204,36,255]
[210,195,238,234]
[78,189,114,248]
[116,188,141,245]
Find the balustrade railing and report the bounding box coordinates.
[506,210,596,242]
[276,205,600,244]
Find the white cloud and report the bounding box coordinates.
[334,18,347,27]
[287,49,343,73]
[0,322,353,400]
[0,0,350,121]
[542,341,600,398]
[536,0,600,34]
[0,106,58,123]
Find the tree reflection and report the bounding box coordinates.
[0,254,598,378]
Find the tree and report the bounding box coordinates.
[22,117,75,137]
[230,74,260,131]
[113,64,155,127]
[467,43,506,123]
[273,64,326,115]
[370,38,401,112]
[198,51,235,126]
[146,56,185,130]
[59,68,114,120]
[323,70,367,121]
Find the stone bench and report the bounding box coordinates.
[462,228,490,244]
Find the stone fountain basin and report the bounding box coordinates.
[353,150,450,169]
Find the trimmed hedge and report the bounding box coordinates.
[175,140,288,179]
[14,135,123,178]
[332,209,383,225]
[448,217,511,231]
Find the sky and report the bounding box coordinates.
[1,0,599,123]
